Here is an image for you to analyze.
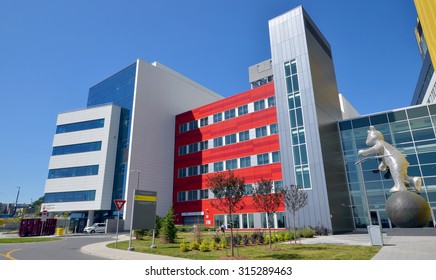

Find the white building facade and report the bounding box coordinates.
[43,59,222,229]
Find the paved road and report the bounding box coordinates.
[0,234,114,260]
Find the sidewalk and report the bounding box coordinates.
[80,235,185,260]
[299,230,436,260]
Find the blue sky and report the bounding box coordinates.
[0,0,420,204]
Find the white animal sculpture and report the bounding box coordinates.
[358,126,421,193]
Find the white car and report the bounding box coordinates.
[83,223,106,234]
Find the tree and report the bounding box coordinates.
[30,196,44,216]
[284,185,308,244]
[161,204,177,243]
[207,170,245,257]
[252,178,285,248]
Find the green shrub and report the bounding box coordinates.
[209,239,220,250]
[220,238,227,249]
[162,204,177,243]
[180,240,190,252]
[199,240,210,252]
[284,231,291,241]
[134,229,147,240]
[277,231,287,241]
[300,227,315,238]
[190,241,200,251]
[289,229,299,240]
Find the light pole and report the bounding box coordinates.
[14,186,21,216]
[128,169,141,251]
[355,158,373,227]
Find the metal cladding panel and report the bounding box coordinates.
[123,60,223,230]
[43,104,121,212]
[269,6,352,231]
[173,83,284,227]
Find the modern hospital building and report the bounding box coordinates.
[42,3,436,233]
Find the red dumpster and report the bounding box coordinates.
[19,218,57,237]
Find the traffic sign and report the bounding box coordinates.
[114,199,126,211]
[41,210,48,222]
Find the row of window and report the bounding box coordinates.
[177,151,281,178]
[177,180,283,202]
[43,190,96,203]
[52,141,102,156]
[179,96,276,133]
[178,123,278,155]
[284,59,311,189]
[48,165,99,179]
[56,119,105,134]
[213,212,286,229]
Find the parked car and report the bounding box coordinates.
[83,223,106,234]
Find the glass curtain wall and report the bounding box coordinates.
[339,104,436,228]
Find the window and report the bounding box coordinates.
[214,162,224,172]
[178,168,187,178]
[188,143,198,153]
[200,117,208,127]
[272,151,281,163]
[238,105,248,116]
[179,123,188,133]
[189,120,198,130]
[188,166,199,176]
[52,141,102,156]
[255,126,268,138]
[274,181,284,192]
[200,164,209,174]
[213,113,222,123]
[226,159,238,170]
[200,141,208,151]
[257,153,269,165]
[43,190,96,203]
[270,123,278,134]
[244,184,253,195]
[179,145,187,155]
[254,100,265,111]
[240,156,251,168]
[213,137,223,147]
[268,96,276,107]
[56,119,105,134]
[225,134,237,145]
[239,130,250,142]
[200,189,209,199]
[177,192,186,202]
[224,109,236,120]
[187,190,198,201]
[48,165,99,179]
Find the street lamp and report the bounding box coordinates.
[355,158,372,227]
[13,186,21,216]
[128,169,141,251]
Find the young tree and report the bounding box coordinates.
[161,204,177,243]
[207,170,245,257]
[284,185,308,244]
[252,178,285,248]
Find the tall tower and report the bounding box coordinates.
[269,6,353,233]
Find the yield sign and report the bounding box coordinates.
[114,199,126,211]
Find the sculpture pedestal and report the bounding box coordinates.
[385,192,431,228]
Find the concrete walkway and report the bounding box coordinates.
[80,235,185,260]
[299,230,436,260]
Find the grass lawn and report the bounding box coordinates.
[0,237,60,244]
[107,232,380,260]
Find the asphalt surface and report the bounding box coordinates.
[0,233,113,260]
[3,228,436,260]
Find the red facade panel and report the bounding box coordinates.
[174,83,284,227]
